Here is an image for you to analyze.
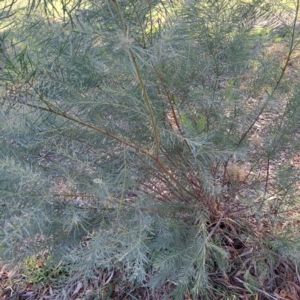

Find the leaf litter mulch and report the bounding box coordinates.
[2,252,300,300]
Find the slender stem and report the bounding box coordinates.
[264,155,270,197]
[236,0,299,148]
[135,10,146,48]
[22,101,156,159]
[110,0,126,30]
[147,0,153,46]
[153,65,191,151]
[130,51,160,158]
[112,0,160,157]
[265,0,300,145]
[205,204,231,243]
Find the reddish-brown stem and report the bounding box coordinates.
[19,98,193,202]
[153,65,191,151]
[23,101,156,159]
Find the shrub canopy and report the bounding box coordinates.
[1,0,300,298]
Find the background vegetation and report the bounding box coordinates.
[1,0,300,299]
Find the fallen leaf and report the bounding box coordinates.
[72,281,83,296]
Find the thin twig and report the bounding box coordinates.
[205,205,231,243]
[153,65,191,151]
[237,0,300,148]
[264,155,270,197]
[22,100,156,159]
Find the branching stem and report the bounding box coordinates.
[21,97,194,200]
[23,101,156,159]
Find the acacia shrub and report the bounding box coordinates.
[1,0,300,298]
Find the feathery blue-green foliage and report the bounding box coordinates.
[1,0,300,298]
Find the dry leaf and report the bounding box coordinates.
[85,289,93,295]
[49,286,54,296]
[72,281,83,296]
[104,271,114,285]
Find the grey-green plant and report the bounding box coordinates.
[1,0,300,298]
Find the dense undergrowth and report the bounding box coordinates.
[1,0,300,299]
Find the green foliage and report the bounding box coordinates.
[23,255,69,286]
[1,0,300,298]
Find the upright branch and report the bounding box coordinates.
[153,64,191,152]
[236,0,299,148]
[130,51,160,158]
[111,0,160,158]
